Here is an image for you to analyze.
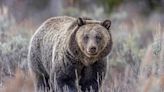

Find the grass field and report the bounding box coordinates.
[0,5,164,92]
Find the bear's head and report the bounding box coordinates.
[69,17,112,66]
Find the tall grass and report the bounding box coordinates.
[1,69,34,92]
[0,5,164,92]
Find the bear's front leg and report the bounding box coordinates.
[79,60,107,92]
[51,63,78,92]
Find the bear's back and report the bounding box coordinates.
[42,16,75,32]
[31,16,76,41]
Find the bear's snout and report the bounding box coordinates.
[87,46,98,55]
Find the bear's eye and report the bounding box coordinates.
[95,35,102,43]
[96,35,102,40]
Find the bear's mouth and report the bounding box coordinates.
[87,52,97,55]
[86,52,98,57]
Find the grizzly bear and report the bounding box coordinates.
[28,16,112,92]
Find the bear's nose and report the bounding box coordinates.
[89,47,97,54]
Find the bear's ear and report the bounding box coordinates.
[101,20,111,30]
[77,17,86,26]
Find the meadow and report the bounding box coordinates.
[0,1,164,92]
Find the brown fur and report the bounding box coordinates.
[28,16,112,92]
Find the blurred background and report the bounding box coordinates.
[0,0,164,92]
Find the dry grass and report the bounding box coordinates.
[1,69,35,92]
[139,29,164,92]
[0,4,164,92]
